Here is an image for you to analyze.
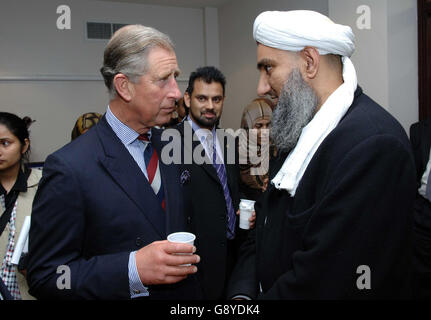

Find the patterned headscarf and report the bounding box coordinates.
[239,98,275,193]
[71,112,102,141]
[240,98,273,130]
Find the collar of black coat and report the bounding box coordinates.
[0,166,29,197]
[340,86,363,122]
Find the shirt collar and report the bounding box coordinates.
[106,105,152,145]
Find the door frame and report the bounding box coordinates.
[418,0,431,120]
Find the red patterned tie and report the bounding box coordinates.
[138,134,165,211]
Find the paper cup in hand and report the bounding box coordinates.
[239,199,255,230]
[167,232,196,266]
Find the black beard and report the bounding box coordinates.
[270,68,319,153]
[191,109,219,129]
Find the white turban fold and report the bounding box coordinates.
[253,10,355,57]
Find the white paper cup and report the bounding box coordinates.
[239,199,256,230]
[167,232,195,245]
[167,232,196,266]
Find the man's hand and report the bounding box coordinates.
[236,209,256,229]
[135,240,200,285]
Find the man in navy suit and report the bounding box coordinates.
[27,25,201,299]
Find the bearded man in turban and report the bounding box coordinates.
[228,10,416,299]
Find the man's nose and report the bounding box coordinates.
[206,99,215,110]
[257,73,271,97]
[169,78,182,100]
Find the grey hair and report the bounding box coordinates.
[100,24,175,99]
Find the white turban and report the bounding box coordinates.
[253,10,355,57]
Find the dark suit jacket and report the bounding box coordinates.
[410,117,431,186]
[409,117,431,299]
[228,87,416,299]
[27,116,201,300]
[174,121,244,299]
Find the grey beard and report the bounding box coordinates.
[270,68,319,153]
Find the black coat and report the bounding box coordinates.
[175,121,245,299]
[410,117,431,186]
[409,117,431,299]
[228,87,416,299]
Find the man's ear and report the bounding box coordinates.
[300,47,320,80]
[113,73,133,102]
[184,91,191,109]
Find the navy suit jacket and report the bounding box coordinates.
[27,116,201,299]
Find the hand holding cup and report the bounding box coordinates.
[135,239,199,286]
[167,232,197,266]
[237,199,256,229]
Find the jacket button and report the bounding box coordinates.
[135,237,142,247]
[187,216,191,224]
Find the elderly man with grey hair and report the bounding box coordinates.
[27,25,202,300]
[227,10,416,299]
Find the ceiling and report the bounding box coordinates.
[98,0,232,8]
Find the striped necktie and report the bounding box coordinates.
[138,134,165,211]
[210,134,236,239]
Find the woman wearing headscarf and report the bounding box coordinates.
[238,98,276,201]
[0,112,41,300]
[71,112,102,141]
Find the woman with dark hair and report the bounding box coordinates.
[0,112,41,300]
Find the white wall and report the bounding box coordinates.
[329,0,418,134]
[204,7,220,68]
[218,0,329,130]
[0,0,209,161]
[330,0,389,108]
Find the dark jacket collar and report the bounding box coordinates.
[0,166,29,196]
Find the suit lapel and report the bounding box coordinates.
[179,121,220,184]
[96,117,166,237]
[151,128,184,233]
